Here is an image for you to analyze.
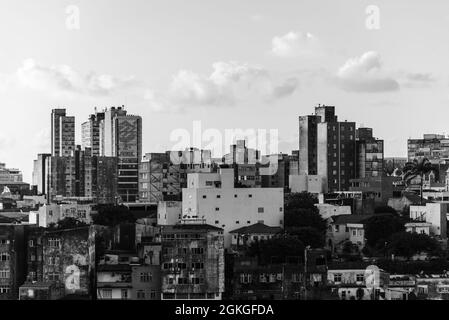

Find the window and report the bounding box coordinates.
[191,262,204,269]
[0,270,10,279]
[137,290,145,299]
[215,207,219,211]
[177,263,187,270]
[48,257,59,265]
[202,195,207,199]
[352,230,357,237]
[121,289,128,299]
[215,220,219,224]
[0,286,10,294]
[248,194,253,198]
[333,273,342,283]
[178,278,189,285]
[236,221,240,224]
[48,273,59,281]
[150,290,157,299]
[216,195,221,198]
[234,194,238,198]
[0,239,9,245]
[48,238,61,248]
[240,273,252,284]
[258,207,264,213]
[356,274,364,282]
[191,248,204,255]
[280,207,283,212]
[418,285,428,295]
[0,253,10,261]
[140,272,152,282]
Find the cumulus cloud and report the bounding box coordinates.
[146,61,299,112]
[402,72,435,88]
[271,31,321,58]
[14,59,137,96]
[335,51,400,92]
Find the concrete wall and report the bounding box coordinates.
[289,174,327,194]
[316,204,351,219]
[182,186,284,248]
[157,201,182,226]
[410,203,447,238]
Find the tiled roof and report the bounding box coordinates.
[165,224,223,231]
[331,214,375,225]
[229,223,283,235]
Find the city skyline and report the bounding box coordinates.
[0,0,448,183]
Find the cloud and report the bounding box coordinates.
[146,61,299,112]
[13,59,138,96]
[272,77,299,98]
[335,51,400,92]
[271,31,321,58]
[402,72,435,88]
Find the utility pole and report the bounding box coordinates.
[304,246,311,300]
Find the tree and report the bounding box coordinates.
[92,205,136,227]
[247,235,305,264]
[288,226,324,248]
[402,157,432,205]
[365,215,405,248]
[284,192,326,233]
[47,217,88,230]
[55,217,88,229]
[374,206,398,216]
[387,232,442,259]
[285,192,318,211]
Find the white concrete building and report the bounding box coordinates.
[289,174,327,194]
[182,168,284,247]
[29,203,94,227]
[409,203,447,239]
[405,222,431,235]
[315,203,351,219]
[157,201,182,225]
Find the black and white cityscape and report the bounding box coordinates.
[1,0,449,303]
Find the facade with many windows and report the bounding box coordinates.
[160,224,224,300]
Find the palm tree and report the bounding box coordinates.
[402,157,432,205]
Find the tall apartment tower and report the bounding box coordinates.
[99,106,142,202]
[299,105,356,192]
[51,109,75,157]
[298,115,320,175]
[355,127,384,178]
[298,104,337,175]
[81,110,105,156]
[32,153,51,195]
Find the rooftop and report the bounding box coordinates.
[330,214,375,225]
[230,223,283,235]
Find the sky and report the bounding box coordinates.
[0,0,448,183]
